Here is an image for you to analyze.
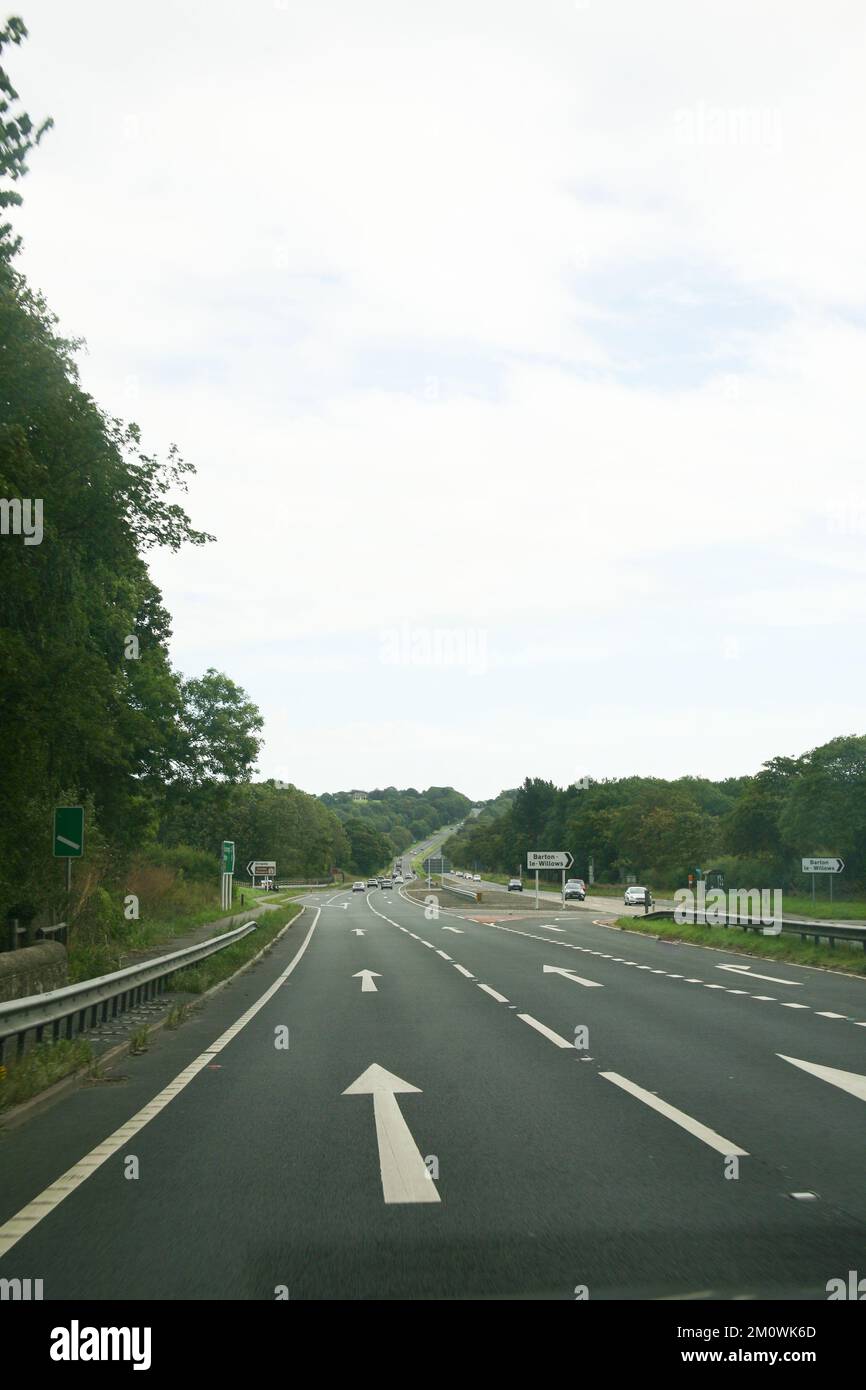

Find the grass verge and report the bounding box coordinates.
[169,902,304,994]
[0,1038,94,1113]
[614,915,866,976]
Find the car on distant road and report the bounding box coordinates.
[380,878,393,890]
[624,885,652,906]
[352,881,365,892]
[507,878,523,892]
[366,878,378,887]
[564,878,586,901]
[473,873,481,881]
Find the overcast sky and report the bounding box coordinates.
[11,1,866,799]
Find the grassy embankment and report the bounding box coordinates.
[614,914,866,976]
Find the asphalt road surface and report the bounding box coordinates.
[1,883,865,1300]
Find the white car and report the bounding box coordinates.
[473,873,481,881]
[624,886,651,906]
[352,881,366,892]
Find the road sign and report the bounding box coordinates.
[53,806,84,858]
[527,851,573,870]
[222,841,235,873]
[247,860,277,877]
[802,857,844,873]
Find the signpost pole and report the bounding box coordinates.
[562,867,565,907]
[535,868,539,911]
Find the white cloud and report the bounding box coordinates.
[10,0,866,793]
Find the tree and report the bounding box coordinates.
[0,16,53,259]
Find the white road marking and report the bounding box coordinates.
[717,964,803,986]
[815,1011,847,1019]
[353,970,381,993]
[517,1013,574,1049]
[542,964,603,989]
[342,1064,440,1205]
[436,950,452,960]
[751,995,776,1001]
[779,1002,809,1009]
[351,929,366,936]
[453,964,474,978]
[0,906,322,1260]
[778,1055,866,1103]
[601,1072,749,1156]
[442,926,464,934]
[478,984,509,1003]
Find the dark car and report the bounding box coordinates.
[507,878,523,892]
[564,878,586,901]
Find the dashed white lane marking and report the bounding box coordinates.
[453,964,474,978]
[0,907,322,1261]
[478,984,509,1003]
[393,890,866,1034]
[517,1014,574,1049]
[601,1072,749,1157]
[436,950,452,960]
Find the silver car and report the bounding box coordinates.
[624,885,651,906]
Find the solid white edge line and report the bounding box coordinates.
[0,908,322,1260]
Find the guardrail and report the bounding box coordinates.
[653,910,866,952]
[274,882,333,889]
[440,875,481,902]
[0,921,258,1067]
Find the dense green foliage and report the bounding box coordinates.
[0,23,350,947]
[445,738,866,893]
[321,786,472,861]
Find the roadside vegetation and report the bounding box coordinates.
[169,902,303,994]
[444,747,866,906]
[615,915,866,976]
[0,1038,93,1113]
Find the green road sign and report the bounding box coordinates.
[222,840,235,873]
[54,806,84,858]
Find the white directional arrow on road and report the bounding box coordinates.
[543,964,603,988]
[778,1055,866,1102]
[351,929,366,936]
[539,925,566,932]
[718,964,802,986]
[442,926,464,933]
[353,970,381,993]
[342,1064,440,1204]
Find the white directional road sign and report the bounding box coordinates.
[802,856,844,873]
[247,860,276,876]
[527,851,573,869]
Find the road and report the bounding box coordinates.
[1,882,865,1299]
